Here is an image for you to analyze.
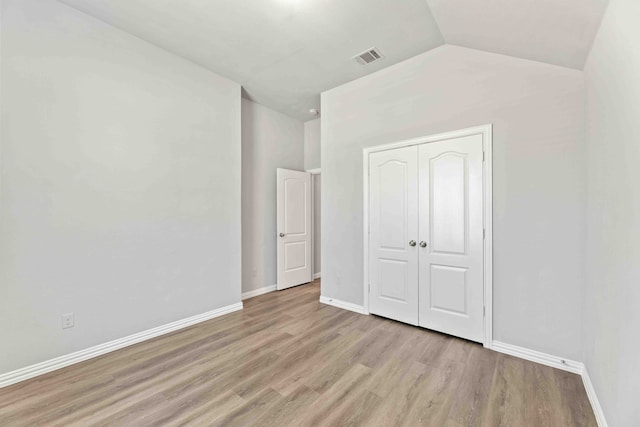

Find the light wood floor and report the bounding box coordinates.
[0,279,595,426]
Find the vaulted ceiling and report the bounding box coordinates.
[58,0,608,121]
[425,0,609,70]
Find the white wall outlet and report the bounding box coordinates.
[62,313,75,329]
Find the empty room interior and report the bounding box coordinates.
[0,0,638,426]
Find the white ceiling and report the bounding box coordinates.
[58,0,607,121]
[425,0,609,70]
[58,0,444,121]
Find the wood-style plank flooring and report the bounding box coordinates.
[0,280,596,426]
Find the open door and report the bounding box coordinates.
[277,168,312,290]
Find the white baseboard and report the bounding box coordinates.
[319,295,368,315]
[313,272,321,279]
[0,302,243,389]
[491,341,607,426]
[582,368,608,427]
[491,341,584,374]
[241,285,277,300]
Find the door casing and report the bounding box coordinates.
[363,124,493,349]
[306,168,321,280]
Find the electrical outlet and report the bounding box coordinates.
[62,313,74,329]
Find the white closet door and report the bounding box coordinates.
[277,168,312,290]
[369,146,419,325]
[418,135,484,342]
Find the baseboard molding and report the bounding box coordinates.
[241,285,277,300]
[582,368,609,427]
[313,272,321,279]
[491,341,584,374]
[0,302,243,389]
[491,341,608,426]
[319,295,368,315]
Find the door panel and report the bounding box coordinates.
[369,146,419,325]
[431,153,466,254]
[284,179,306,235]
[379,161,409,250]
[277,169,312,290]
[378,259,409,302]
[284,241,307,270]
[418,135,484,342]
[430,265,467,315]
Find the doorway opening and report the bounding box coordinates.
[276,168,321,290]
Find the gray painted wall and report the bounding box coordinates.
[0,0,242,374]
[304,118,321,170]
[241,99,304,293]
[584,0,640,424]
[321,45,586,360]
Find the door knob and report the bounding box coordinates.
[279,233,285,238]
[420,241,427,248]
[409,240,417,247]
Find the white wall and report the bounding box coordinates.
[0,0,242,374]
[584,0,640,424]
[241,99,304,293]
[304,118,321,170]
[321,45,586,360]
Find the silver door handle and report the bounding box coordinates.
[409,240,417,247]
[420,241,427,248]
[279,233,285,238]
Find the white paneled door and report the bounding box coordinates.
[368,133,485,343]
[369,146,419,325]
[418,135,484,342]
[277,169,312,290]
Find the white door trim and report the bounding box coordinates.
[363,124,493,348]
[307,168,321,280]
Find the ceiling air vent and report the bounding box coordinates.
[353,47,383,65]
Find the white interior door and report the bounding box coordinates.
[418,135,484,342]
[277,168,312,290]
[369,146,419,325]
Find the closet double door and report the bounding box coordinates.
[368,134,484,343]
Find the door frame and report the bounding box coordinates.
[306,168,321,280]
[362,124,494,349]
